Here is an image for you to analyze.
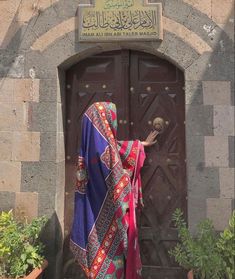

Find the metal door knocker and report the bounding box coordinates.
[152,117,167,134]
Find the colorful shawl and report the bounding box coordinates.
[70,102,146,279]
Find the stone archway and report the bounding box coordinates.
[3,1,233,278]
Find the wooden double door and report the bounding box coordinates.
[64,50,187,279]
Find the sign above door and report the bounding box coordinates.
[78,0,163,42]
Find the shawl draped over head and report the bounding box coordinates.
[70,102,146,279]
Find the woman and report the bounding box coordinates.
[70,102,158,279]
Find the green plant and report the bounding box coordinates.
[169,208,225,279]
[0,210,47,278]
[217,211,235,279]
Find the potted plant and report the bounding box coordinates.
[0,210,48,279]
[169,208,235,279]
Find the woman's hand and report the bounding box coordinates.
[141,130,159,147]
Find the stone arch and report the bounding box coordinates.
[4,2,233,278]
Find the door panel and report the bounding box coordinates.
[130,51,186,279]
[63,50,186,279]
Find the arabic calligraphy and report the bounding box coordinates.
[82,10,157,31]
[104,0,134,9]
[78,1,163,41]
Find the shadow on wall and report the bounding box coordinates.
[41,212,64,279]
[0,3,41,78]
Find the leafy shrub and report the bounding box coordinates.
[0,210,47,278]
[217,211,235,279]
[169,208,235,279]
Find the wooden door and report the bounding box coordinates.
[63,50,186,279]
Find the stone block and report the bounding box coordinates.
[183,0,212,18]
[39,78,57,102]
[53,0,80,20]
[0,21,18,49]
[1,21,27,50]
[151,31,175,58]
[0,50,25,78]
[24,50,57,79]
[228,136,235,167]
[218,23,234,42]
[187,167,220,198]
[0,192,16,212]
[56,132,65,163]
[28,102,57,132]
[164,33,200,69]
[13,78,40,102]
[0,78,14,102]
[31,16,75,52]
[7,54,25,78]
[164,0,192,24]
[0,162,21,192]
[39,0,59,10]
[17,0,36,23]
[213,105,234,136]
[17,0,58,24]
[186,105,213,135]
[185,81,203,105]
[57,103,64,133]
[15,25,39,52]
[0,1,21,25]
[212,0,234,24]
[55,161,65,230]
[38,192,56,216]
[186,52,234,81]
[207,198,233,230]
[231,83,235,107]
[184,9,217,48]
[203,81,231,105]
[163,16,212,55]
[12,131,40,161]
[15,192,38,221]
[219,168,235,198]
[40,132,57,161]
[205,136,229,167]
[0,0,21,47]
[186,135,205,167]
[188,196,207,234]
[0,132,13,160]
[28,4,60,38]
[42,31,76,66]
[21,162,57,194]
[0,102,28,131]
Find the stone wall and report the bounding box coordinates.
[0,0,234,278]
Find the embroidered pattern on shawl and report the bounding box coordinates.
[70,102,145,278]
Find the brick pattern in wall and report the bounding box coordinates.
[203,81,234,230]
[0,77,40,220]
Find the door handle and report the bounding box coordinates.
[152,117,167,134]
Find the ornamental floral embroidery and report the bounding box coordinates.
[76,156,88,194]
[101,146,118,170]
